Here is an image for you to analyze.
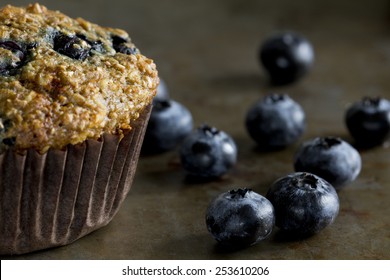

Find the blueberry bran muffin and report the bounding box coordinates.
[0,3,158,153]
[0,3,158,255]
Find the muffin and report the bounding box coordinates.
[0,3,158,254]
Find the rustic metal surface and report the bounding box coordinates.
[3,0,390,259]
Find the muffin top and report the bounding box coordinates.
[0,3,158,153]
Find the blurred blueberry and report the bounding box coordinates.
[155,78,170,101]
[245,93,305,150]
[259,31,314,85]
[345,97,390,148]
[142,99,193,155]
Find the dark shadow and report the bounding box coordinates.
[212,241,252,254]
[184,174,218,185]
[272,229,314,243]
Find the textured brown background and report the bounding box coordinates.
[3,0,390,259]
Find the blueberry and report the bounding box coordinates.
[180,125,237,179]
[266,172,339,236]
[294,137,361,189]
[111,35,137,55]
[53,32,90,60]
[0,118,11,134]
[2,137,16,146]
[76,34,105,54]
[155,78,170,101]
[345,97,390,148]
[0,117,14,145]
[259,31,314,85]
[0,41,25,60]
[245,93,305,149]
[206,188,275,247]
[0,41,26,75]
[142,99,193,154]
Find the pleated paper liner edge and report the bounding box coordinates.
[0,105,151,255]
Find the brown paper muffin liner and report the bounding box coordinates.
[0,105,151,255]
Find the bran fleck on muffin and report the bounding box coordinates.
[0,3,158,255]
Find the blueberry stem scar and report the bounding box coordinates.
[229,188,252,198]
[319,137,342,148]
[362,96,380,106]
[292,173,318,189]
[200,124,219,136]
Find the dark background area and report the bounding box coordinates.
[4,0,390,259]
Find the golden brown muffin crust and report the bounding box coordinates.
[0,3,158,153]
